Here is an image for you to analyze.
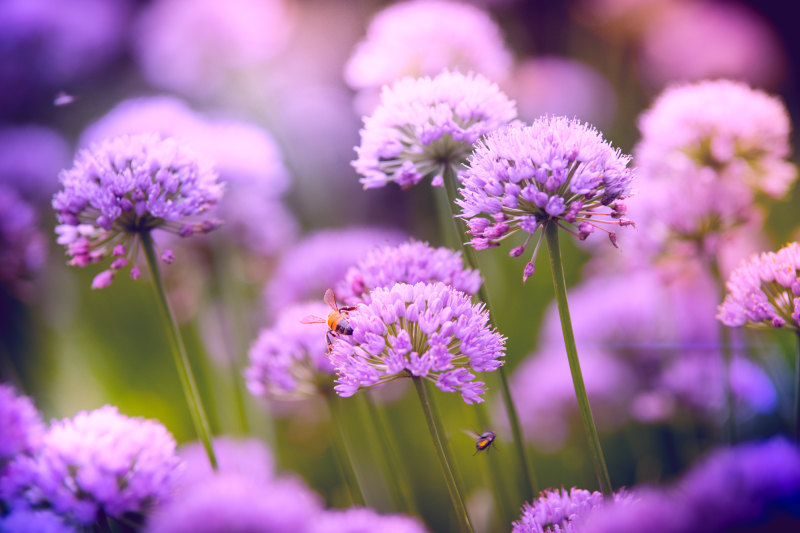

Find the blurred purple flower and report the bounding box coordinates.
[457,117,634,281]
[336,240,481,304]
[0,509,75,533]
[582,438,800,532]
[0,126,70,204]
[263,227,406,319]
[133,0,292,100]
[52,133,224,289]
[512,487,634,533]
[330,281,505,404]
[0,187,47,300]
[353,70,516,189]
[2,406,179,525]
[309,507,430,533]
[246,301,334,399]
[717,242,800,330]
[176,437,274,489]
[0,384,44,463]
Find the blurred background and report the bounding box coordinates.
[2,0,799,531]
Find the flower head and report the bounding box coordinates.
[177,437,274,489]
[336,240,482,304]
[2,406,179,525]
[717,242,800,330]
[353,70,516,189]
[457,117,634,281]
[246,301,335,399]
[330,281,505,404]
[52,133,224,289]
[512,487,634,533]
[0,509,75,533]
[0,384,44,463]
[0,187,47,300]
[309,507,430,533]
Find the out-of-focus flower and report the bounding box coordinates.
[246,301,334,399]
[638,2,786,90]
[52,133,224,289]
[146,473,322,533]
[353,70,516,190]
[345,0,512,113]
[0,509,75,533]
[263,227,406,319]
[717,242,800,330]
[574,0,678,41]
[80,96,296,256]
[0,384,44,463]
[330,281,505,404]
[507,57,617,129]
[0,187,47,299]
[133,0,292,100]
[336,240,481,304]
[582,438,800,532]
[309,507,430,533]
[177,437,274,489]
[0,126,70,203]
[458,117,634,281]
[2,406,179,526]
[634,80,796,252]
[512,487,634,533]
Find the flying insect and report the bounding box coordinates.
[300,288,357,352]
[465,430,497,455]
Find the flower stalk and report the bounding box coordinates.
[324,394,366,507]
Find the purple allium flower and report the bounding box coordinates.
[133,0,292,100]
[717,242,800,330]
[146,473,322,533]
[0,509,75,533]
[336,240,482,305]
[329,281,505,404]
[2,406,179,525]
[582,438,800,533]
[176,437,274,489]
[344,0,512,108]
[263,227,406,318]
[0,384,44,463]
[457,117,635,281]
[634,80,796,247]
[309,507,430,533]
[352,70,516,190]
[52,133,224,289]
[512,487,634,533]
[246,301,334,399]
[80,96,297,256]
[0,126,70,204]
[0,187,47,300]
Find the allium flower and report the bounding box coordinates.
[512,487,634,533]
[458,117,634,281]
[0,125,69,203]
[329,281,505,404]
[634,80,796,247]
[0,509,75,533]
[717,242,800,330]
[0,187,47,299]
[336,240,481,304]
[0,384,44,463]
[52,133,224,289]
[352,70,516,189]
[177,437,274,488]
[2,406,179,525]
[582,438,800,533]
[246,302,334,399]
[263,227,406,318]
[344,0,512,101]
[146,473,322,533]
[309,507,430,533]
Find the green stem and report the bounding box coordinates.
[442,164,538,500]
[709,255,736,442]
[325,394,366,506]
[543,222,612,495]
[412,377,474,533]
[140,232,218,469]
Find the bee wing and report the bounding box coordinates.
[323,288,338,312]
[300,314,327,324]
[461,429,480,440]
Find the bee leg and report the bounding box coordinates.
[325,330,338,354]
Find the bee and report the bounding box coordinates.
[300,288,357,352]
[465,430,497,455]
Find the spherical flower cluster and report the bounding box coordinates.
[344,0,512,94]
[634,80,796,245]
[0,187,47,300]
[0,509,75,533]
[329,282,505,404]
[457,117,634,281]
[352,70,517,189]
[2,406,180,525]
[336,240,482,304]
[512,487,633,533]
[246,302,334,399]
[176,437,274,489]
[52,133,224,289]
[309,507,430,533]
[717,242,800,330]
[0,384,44,463]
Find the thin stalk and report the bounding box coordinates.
[442,164,538,500]
[795,331,800,441]
[140,231,218,469]
[324,394,366,507]
[709,255,736,442]
[543,222,612,495]
[413,377,474,533]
